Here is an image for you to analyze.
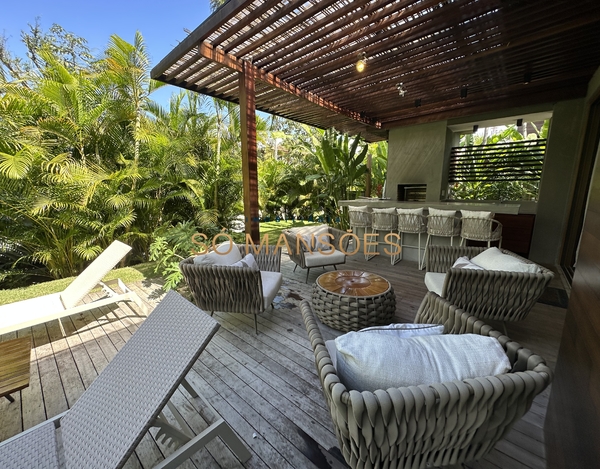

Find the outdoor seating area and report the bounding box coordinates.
[0,250,567,469]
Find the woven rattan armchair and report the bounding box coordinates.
[301,292,552,469]
[180,244,282,333]
[283,226,350,282]
[426,245,554,322]
[460,217,503,247]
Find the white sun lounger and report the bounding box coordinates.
[0,240,147,336]
[0,290,251,468]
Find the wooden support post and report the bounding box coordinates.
[365,153,372,197]
[239,60,260,243]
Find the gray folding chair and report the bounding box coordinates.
[0,290,251,469]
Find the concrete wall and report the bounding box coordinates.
[387,121,448,202]
[385,80,600,264]
[529,99,586,264]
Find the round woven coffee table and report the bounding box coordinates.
[312,270,396,332]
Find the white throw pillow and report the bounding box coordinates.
[358,323,444,337]
[372,207,397,214]
[193,255,215,266]
[193,241,242,266]
[313,225,330,247]
[327,323,444,370]
[325,340,338,368]
[452,256,485,270]
[348,205,368,212]
[230,253,259,271]
[471,247,540,273]
[334,333,511,392]
[428,207,456,217]
[461,210,493,219]
[397,207,424,215]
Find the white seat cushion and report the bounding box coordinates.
[261,271,283,309]
[334,332,511,392]
[304,249,346,267]
[424,272,446,296]
[471,247,540,273]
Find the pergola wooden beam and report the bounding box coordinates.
[239,60,259,243]
[186,42,381,128]
[153,0,600,144]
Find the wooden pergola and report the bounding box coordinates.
[151,0,600,241]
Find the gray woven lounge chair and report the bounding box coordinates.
[425,245,554,322]
[0,240,146,336]
[0,290,251,469]
[301,292,552,469]
[180,244,282,333]
[283,226,349,282]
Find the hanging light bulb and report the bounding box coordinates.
[356,52,366,73]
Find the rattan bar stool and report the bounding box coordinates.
[396,207,427,269]
[460,211,503,247]
[368,207,399,264]
[348,205,372,260]
[424,208,461,266]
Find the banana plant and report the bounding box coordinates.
[307,128,368,228]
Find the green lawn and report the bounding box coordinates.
[0,262,157,306]
[259,220,320,241]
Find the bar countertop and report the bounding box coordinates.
[338,199,537,215]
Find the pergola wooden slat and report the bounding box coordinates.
[151,0,600,241]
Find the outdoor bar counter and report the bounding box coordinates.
[338,199,537,258]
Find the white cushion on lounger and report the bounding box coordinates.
[424,272,446,296]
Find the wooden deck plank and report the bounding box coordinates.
[17,328,44,432]
[190,361,297,469]
[207,337,337,448]
[31,323,68,419]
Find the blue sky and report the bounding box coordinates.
[2,0,214,105]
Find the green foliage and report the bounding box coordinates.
[148,221,207,291]
[0,26,217,284]
[370,141,388,198]
[305,128,369,228]
[451,122,549,201]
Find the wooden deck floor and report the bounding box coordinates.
[0,252,566,468]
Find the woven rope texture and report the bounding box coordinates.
[301,293,552,469]
[426,245,554,321]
